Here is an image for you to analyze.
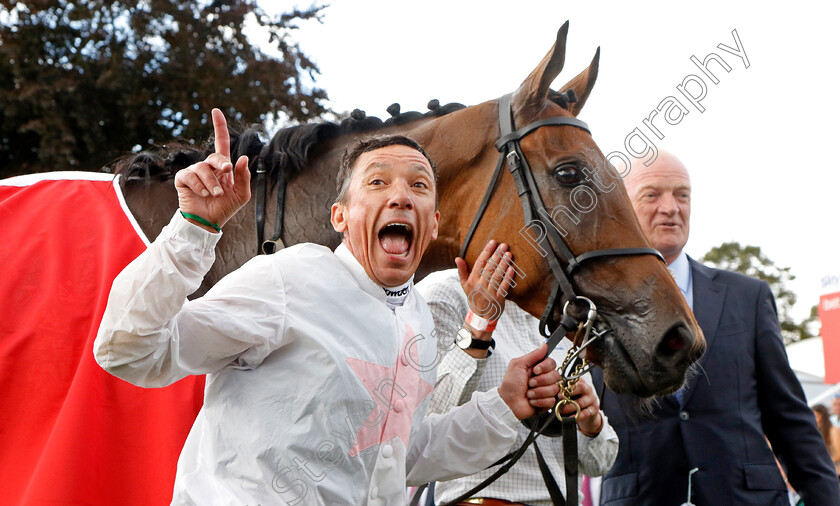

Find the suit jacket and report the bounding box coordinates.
[595,257,840,505]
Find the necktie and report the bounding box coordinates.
[581,474,593,506]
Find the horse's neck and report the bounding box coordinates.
[398,103,501,277]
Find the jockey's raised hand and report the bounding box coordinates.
[174,108,251,232]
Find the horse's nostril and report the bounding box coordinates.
[657,324,692,359]
[664,333,685,351]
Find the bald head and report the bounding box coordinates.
[623,152,691,264]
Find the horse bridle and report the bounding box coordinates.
[440,93,665,506]
[254,156,288,255]
[459,92,663,340]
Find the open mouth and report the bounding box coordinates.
[378,222,414,257]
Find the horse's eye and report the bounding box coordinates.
[554,165,582,186]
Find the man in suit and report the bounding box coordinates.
[595,152,840,505]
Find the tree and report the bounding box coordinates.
[702,242,817,344]
[0,0,329,178]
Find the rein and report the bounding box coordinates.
[438,298,598,506]
[443,93,664,505]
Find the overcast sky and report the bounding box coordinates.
[260,1,840,318]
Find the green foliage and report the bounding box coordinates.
[702,242,817,344]
[0,0,329,178]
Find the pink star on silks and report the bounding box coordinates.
[345,324,434,457]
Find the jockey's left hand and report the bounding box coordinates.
[174,108,251,232]
[498,344,561,420]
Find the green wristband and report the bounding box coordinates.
[180,211,221,232]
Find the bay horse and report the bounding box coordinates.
[0,22,706,504]
[116,22,704,397]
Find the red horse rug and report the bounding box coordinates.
[0,172,204,506]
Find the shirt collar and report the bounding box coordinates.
[382,277,414,310]
[668,250,692,298]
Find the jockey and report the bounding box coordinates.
[94,109,562,505]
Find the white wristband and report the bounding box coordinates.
[465,310,497,332]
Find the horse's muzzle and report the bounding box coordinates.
[656,323,705,367]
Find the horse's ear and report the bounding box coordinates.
[557,47,600,117]
[512,21,569,110]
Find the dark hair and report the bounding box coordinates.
[814,404,832,444]
[334,134,438,204]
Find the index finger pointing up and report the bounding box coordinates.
[211,108,231,159]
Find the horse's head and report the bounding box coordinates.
[451,23,706,397]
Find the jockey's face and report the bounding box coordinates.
[623,153,691,265]
[330,145,440,287]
